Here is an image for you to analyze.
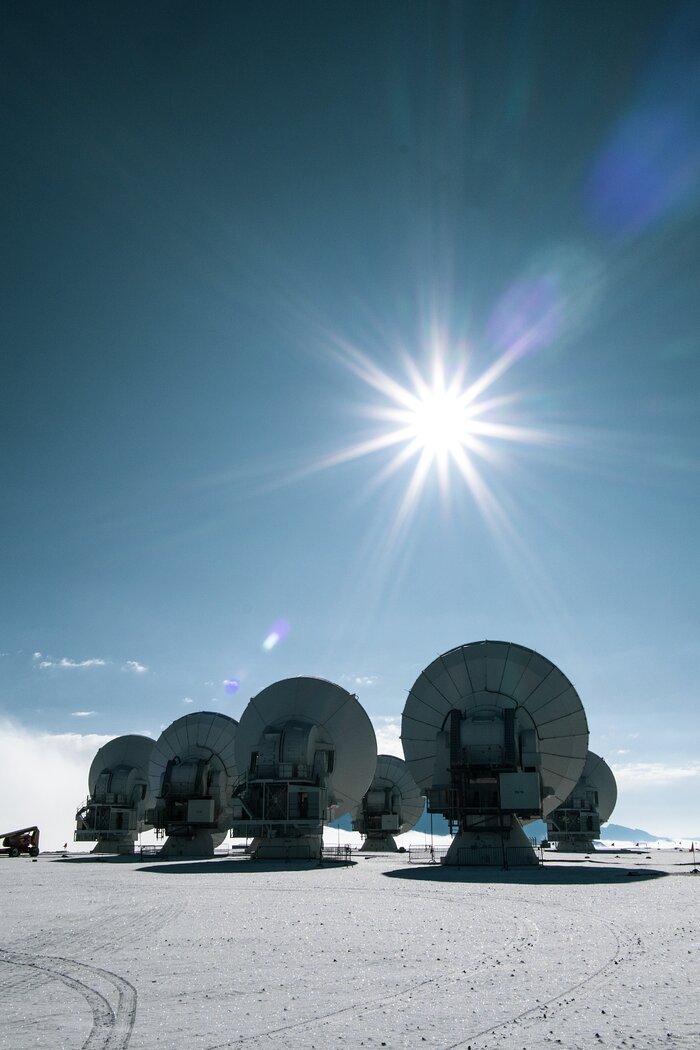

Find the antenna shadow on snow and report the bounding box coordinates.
[382,863,669,885]
[136,858,357,875]
[53,855,147,865]
[52,855,356,873]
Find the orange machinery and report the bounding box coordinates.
[0,826,40,857]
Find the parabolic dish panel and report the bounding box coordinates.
[147,712,239,798]
[401,640,588,813]
[235,677,377,816]
[583,750,617,823]
[88,734,155,797]
[363,754,424,833]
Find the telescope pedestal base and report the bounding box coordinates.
[443,821,539,867]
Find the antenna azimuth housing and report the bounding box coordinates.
[75,734,155,854]
[148,711,239,858]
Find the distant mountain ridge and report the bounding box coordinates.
[524,819,674,843]
[330,809,680,842]
[599,823,672,842]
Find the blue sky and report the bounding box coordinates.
[1,1,699,839]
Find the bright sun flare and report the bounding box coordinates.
[314,337,551,536]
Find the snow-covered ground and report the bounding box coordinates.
[1,847,698,1049]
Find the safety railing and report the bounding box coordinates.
[320,845,353,865]
[407,844,543,867]
[407,845,450,864]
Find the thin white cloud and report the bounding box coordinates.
[123,660,148,673]
[370,715,404,758]
[342,673,381,688]
[612,761,700,787]
[38,657,107,669]
[182,697,194,705]
[71,710,98,718]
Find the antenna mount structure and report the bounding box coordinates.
[232,677,377,861]
[401,641,589,866]
[147,712,238,858]
[75,735,155,854]
[545,750,617,851]
[352,754,424,852]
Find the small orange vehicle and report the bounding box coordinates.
[0,826,40,857]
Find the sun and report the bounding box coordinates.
[396,370,473,458]
[310,334,551,536]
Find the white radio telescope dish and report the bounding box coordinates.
[232,676,377,860]
[545,750,617,851]
[75,734,155,854]
[147,712,238,858]
[352,754,424,852]
[401,640,589,866]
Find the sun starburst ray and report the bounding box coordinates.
[370,437,428,491]
[312,425,417,471]
[392,446,435,534]
[468,420,556,444]
[462,337,533,405]
[330,340,420,411]
[458,392,521,418]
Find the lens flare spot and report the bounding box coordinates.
[262,619,290,652]
[223,678,240,695]
[487,246,601,361]
[487,275,562,355]
[585,5,700,237]
[587,107,699,236]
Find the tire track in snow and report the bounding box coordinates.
[0,949,136,1049]
[442,904,626,1049]
[0,898,177,1000]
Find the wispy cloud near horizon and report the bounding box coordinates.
[612,761,700,787]
[123,660,148,673]
[34,653,108,670]
[370,715,403,758]
[32,653,148,673]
